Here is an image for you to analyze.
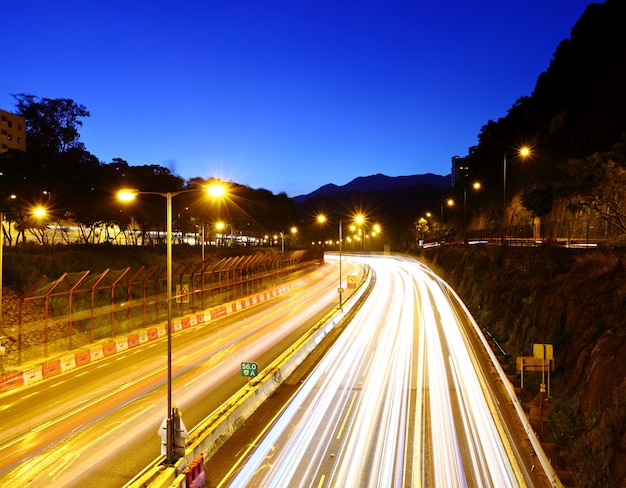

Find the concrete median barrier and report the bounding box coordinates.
[124,267,372,488]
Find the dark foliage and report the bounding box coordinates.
[464,0,626,214]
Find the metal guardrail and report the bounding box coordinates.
[1,249,323,367]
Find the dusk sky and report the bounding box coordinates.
[2,1,592,197]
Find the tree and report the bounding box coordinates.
[521,188,554,218]
[12,94,90,155]
[564,136,626,236]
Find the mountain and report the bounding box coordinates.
[293,173,451,203]
[293,172,452,249]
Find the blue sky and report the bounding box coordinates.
[2,0,592,197]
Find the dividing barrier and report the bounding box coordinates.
[60,354,77,372]
[125,266,372,488]
[175,454,205,488]
[41,359,62,379]
[0,371,23,392]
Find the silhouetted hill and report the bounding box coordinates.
[295,173,451,248]
[467,0,626,204]
[293,173,450,202]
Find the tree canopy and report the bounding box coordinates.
[0,96,300,246]
[13,94,90,155]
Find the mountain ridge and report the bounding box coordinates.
[293,172,451,202]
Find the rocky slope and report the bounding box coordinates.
[420,245,626,487]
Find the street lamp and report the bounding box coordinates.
[317,214,343,310]
[117,184,225,463]
[1,204,47,329]
[369,223,381,252]
[353,214,366,255]
[280,226,298,253]
[215,221,225,247]
[440,199,454,243]
[502,146,530,245]
[464,181,481,244]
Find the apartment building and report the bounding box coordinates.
[0,109,26,153]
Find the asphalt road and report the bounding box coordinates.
[204,255,557,488]
[0,258,362,488]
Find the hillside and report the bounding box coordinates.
[463,0,626,237]
[295,173,451,249]
[293,173,451,202]
[420,245,626,487]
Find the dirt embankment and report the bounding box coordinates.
[420,245,626,488]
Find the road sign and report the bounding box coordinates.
[533,343,553,360]
[347,275,357,289]
[241,362,258,377]
[176,285,189,303]
[516,357,555,372]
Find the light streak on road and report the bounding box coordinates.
[0,259,361,487]
[222,255,552,488]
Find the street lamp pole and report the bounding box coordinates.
[502,153,507,246]
[118,183,226,463]
[464,182,480,245]
[165,192,174,463]
[339,220,343,311]
[502,147,530,246]
[440,199,454,244]
[317,214,342,311]
[464,185,468,245]
[201,224,205,262]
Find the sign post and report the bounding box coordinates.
[241,361,258,387]
[0,338,5,374]
[533,343,554,398]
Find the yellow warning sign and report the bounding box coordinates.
[347,275,357,289]
[176,285,190,303]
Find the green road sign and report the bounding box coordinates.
[241,362,258,377]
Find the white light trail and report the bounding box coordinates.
[223,255,531,487]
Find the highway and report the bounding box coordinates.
[210,255,557,488]
[0,258,361,488]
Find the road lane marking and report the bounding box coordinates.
[335,390,358,440]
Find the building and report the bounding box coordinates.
[451,155,470,187]
[0,109,26,153]
[451,146,477,187]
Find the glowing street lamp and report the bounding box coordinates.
[354,214,365,253]
[214,221,226,247]
[207,182,226,199]
[502,146,531,245]
[464,181,481,244]
[317,214,343,310]
[440,199,454,243]
[280,226,298,252]
[117,183,226,463]
[200,183,226,260]
[1,203,47,365]
[1,204,47,326]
